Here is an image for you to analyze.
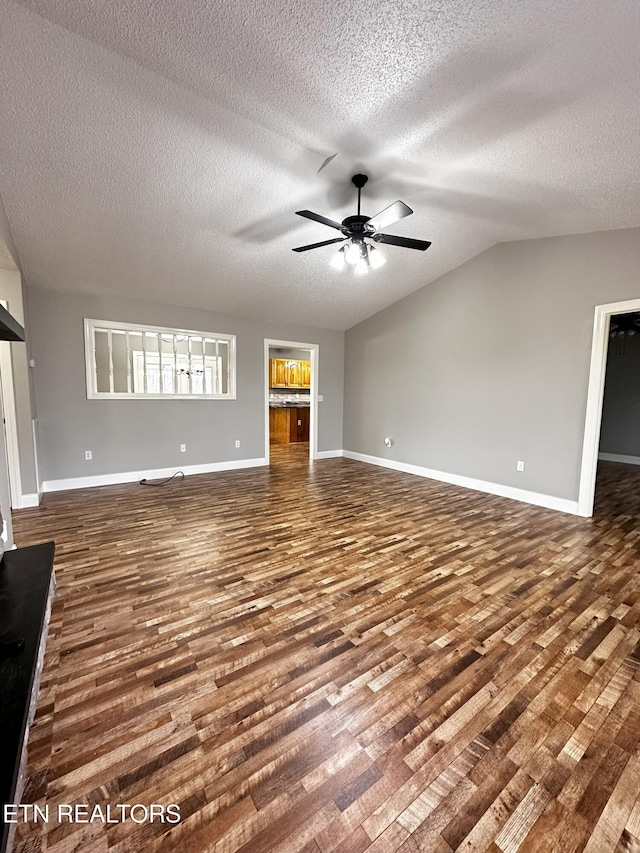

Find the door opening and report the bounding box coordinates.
[578,298,640,516]
[0,300,22,508]
[264,339,318,464]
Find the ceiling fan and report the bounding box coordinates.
[292,174,431,274]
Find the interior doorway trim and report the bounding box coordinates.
[578,298,640,517]
[0,299,22,508]
[264,339,319,463]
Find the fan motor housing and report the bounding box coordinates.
[341,214,373,235]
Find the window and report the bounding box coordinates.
[84,319,236,400]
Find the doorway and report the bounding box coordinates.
[264,339,318,464]
[578,298,640,516]
[0,300,22,509]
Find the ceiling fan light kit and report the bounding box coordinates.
[368,245,385,269]
[293,174,432,274]
[345,241,362,264]
[329,246,347,270]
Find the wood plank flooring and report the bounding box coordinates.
[9,448,640,853]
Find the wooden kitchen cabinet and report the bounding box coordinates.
[269,407,310,443]
[269,358,311,389]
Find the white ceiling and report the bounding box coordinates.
[0,0,638,330]
[0,239,18,272]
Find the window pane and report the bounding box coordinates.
[176,356,189,393]
[161,334,175,394]
[218,340,229,394]
[129,334,143,393]
[145,332,159,353]
[112,332,129,393]
[95,330,111,393]
[146,360,161,394]
[204,356,221,394]
[143,333,159,393]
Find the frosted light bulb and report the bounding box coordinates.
[345,241,361,264]
[329,247,346,270]
[368,246,386,269]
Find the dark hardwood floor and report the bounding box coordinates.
[9,451,640,853]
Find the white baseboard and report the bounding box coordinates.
[39,449,578,515]
[20,493,41,508]
[598,452,640,466]
[343,450,579,515]
[42,457,268,493]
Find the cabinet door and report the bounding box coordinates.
[297,407,310,441]
[290,407,310,442]
[287,361,301,387]
[270,407,289,442]
[270,358,287,388]
[289,408,298,442]
[300,360,311,388]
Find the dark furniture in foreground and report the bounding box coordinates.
[0,542,55,853]
[0,304,25,343]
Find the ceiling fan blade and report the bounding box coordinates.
[373,233,432,251]
[317,153,338,173]
[295,210,344,231]
[292,237,345,253]
[367,201,413,232]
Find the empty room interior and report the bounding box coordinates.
[1,1,640,851]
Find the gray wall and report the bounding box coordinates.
[28,287,344,482]
[599,331,640,457]
[344,228,640,502]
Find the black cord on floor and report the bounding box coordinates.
[140,471,185,487]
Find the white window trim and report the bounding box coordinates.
[84,318,236,400]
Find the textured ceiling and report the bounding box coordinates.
[0,0,638,330]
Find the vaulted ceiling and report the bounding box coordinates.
[0,0,638,330]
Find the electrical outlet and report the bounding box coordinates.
[516,460,525,472]
[180,444,186,453]
[235,440,240,448]
[85,450,92,461]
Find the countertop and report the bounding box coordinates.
[269,395,310,407]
